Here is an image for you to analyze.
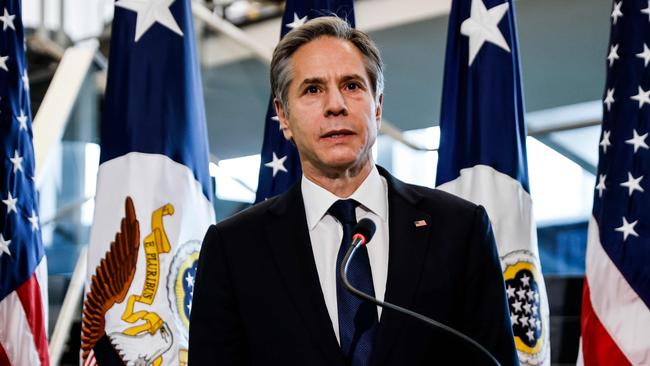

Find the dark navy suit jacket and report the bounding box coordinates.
[189,166,519,365]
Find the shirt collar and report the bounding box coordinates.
[301,166,388,230]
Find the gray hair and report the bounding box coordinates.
[270,16,384,113]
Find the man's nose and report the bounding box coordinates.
[324,89,348,117]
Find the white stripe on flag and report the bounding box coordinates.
[586,216,650,364]
[0,290,42,366]
[576,337,584,366]
[35,257,49,335]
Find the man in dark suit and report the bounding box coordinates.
[189,16,518,365]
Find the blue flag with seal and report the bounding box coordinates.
[254,0,355,203]
[81,0,215,365]
[435,0,549,364]
[0,0,50,364]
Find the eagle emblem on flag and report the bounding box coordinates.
[81,196,178,365]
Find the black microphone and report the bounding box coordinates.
[340,218,501,366]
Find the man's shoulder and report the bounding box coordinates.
[381,167,479,216]
[216,194,281,232]
[406,182,477,210]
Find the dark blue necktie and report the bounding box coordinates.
[329,199,378,366]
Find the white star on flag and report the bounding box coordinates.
[0,8,15,31]
[0,234,10,257]
[520,315,529,328]
[631,86,650,108]
[611,1,623,25]
[527,289,535,301]
[523,303,532,314]
[115,0,184,42]
[516,288,526,300]
[596,174,607,197]
[620,172,644,195]
[526,329,535,341]
[512,300,522,312]
[604,88,615,111]
[185,272,195,287]
[460,0,511,66]
[615,216,639,241]
[520,273,530,287]
[510,313,518,326]
[16,110,27,131]
[642,1,650,22]
[9,150,23,173]
[28,209,39,231]
[637,44,650,67]
[0,54,8,72]
[600,130,612,153]
[607,44,620,67]
[264,152,288,177]
[506,285,515,298]
[286,13,307,29]
[2,191,17,214]
[625,129,649,153]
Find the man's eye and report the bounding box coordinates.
[306,86,319,94]
[346,82,359,90]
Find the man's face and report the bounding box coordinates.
[275,36,383,176]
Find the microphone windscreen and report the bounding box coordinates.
[353,218,376,243]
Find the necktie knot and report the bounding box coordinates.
[328,199,359,225]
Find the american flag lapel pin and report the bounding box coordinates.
[414,219,427,227]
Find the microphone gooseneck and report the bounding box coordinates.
[340,219,501,366]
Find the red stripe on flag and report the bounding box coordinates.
[16,274,50,366]
[0,342,10,365]
[581,281,631,366]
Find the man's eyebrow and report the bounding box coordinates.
[340,74,366,83]
[300,77,326,86]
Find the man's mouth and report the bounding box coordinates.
[321,129,355,139]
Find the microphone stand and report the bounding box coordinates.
[340,240,501,366]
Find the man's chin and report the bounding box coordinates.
[318,156,372,174]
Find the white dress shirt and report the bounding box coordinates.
[301,166,389,344]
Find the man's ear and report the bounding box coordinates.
[274,98,293,141]
[375,94,383,128]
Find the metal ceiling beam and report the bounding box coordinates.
[33,42,98,188]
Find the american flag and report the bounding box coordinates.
[254,0,355,203]
[579,1,650,364]
[0,0,50,365]
[435,0,549,364]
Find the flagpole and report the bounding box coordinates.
[48,246,88,365]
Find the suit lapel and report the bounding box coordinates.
[265,184,343,366]
[373,169,434,365]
